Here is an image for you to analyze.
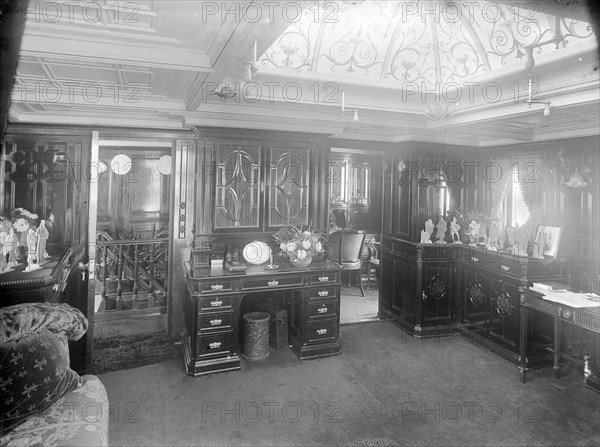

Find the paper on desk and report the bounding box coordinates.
[531,288,600,308]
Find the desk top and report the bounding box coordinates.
[186,258,341,280]
[0,249,70,288]
[521,286,600,320]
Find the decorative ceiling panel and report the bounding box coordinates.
[260,0,596,89]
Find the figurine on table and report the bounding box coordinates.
[36,220,50,263]
[467,220,480,246]
[2,228,18,268]
[421,219,434,244]
[24,228,41,272]
[435,217,447,244]
[487,221,501,251]
[450,217,461,244]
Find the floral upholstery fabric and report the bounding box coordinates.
[0,375,108,447]
[1,303,88,345]
[0,303,107,446]
[1,329,83,434]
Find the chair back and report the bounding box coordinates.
[329,230,365,263]
[367,238,380,261]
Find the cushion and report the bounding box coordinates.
[1,303,88,345]
[0,304,88,436]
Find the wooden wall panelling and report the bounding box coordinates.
[168,139,195,339]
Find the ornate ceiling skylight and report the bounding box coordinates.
[259,1,595,88]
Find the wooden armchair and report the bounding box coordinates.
[329,230,366,297]
[366,238,381,290]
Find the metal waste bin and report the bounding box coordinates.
[242,312,270,360]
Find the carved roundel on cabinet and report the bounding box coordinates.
[468,281,483,305]
[495,289,512,318]
[428,274,446,300]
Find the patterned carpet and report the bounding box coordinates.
[92,331,180,374]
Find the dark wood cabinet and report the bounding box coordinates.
[458,247,562,363]
[379,238,457,337]
[207,136,314,232]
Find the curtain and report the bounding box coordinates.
[516,154,543,237]
[488,158,513,223]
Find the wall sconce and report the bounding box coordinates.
[157,155,171,175]
[564,167,590,188]
[215,41,258,99]
[111,154,132,175]
[341,91,359,122]
[525,77,551,116]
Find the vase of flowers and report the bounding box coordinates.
[273,226,324,268]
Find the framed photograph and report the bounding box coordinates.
[534,225,562,258]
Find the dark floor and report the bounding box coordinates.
[99,321,600,447]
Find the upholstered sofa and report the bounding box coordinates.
[0,303,109,447]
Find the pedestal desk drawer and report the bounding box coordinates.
[307,320,338,342]
[242,276,303,290]
[199,296,234,311]
[198,311,233,331]
[198,280,234,294]
[196,332,233,357]
[309,300,338,318]
[309,273,340,284]
[309,286,338,299]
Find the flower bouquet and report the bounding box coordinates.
[273,226,324,268]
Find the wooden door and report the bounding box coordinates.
[97,147,170,238]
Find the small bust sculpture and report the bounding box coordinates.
[435,218,447,244]
[450,217,461,243]
[36,220,50,262]
[25,228,41,272]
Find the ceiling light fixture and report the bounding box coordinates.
[525,76,551,116]
[341,91,359,122]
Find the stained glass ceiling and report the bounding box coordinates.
[259,1,596,89]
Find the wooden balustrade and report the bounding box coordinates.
[95,236,169,316]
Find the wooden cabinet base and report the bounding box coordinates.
[290,339,342,360]
[183,335,241,376]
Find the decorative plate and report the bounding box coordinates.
[242,241,271,265]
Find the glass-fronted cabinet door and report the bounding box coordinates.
[266,147,310,229]
[213,144,262,230]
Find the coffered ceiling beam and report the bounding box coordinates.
[20,34,213,72]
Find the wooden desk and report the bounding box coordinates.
[183,259,342,376]
[0,249,71,307]
[519,287,600,392]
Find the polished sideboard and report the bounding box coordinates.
[379,237,564,366]
[183,259,342,376]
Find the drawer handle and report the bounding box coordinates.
[210,319,223,326]
[208,341,222,349]
[317,306,328,314]
[500,265,510,271]
[211,284,224,290]
[318,276,329,282]
[471,257,478,262]
[268,280,279,287]
[316,328,328,335]
[210,300,223,307]
[318,290,329,297]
